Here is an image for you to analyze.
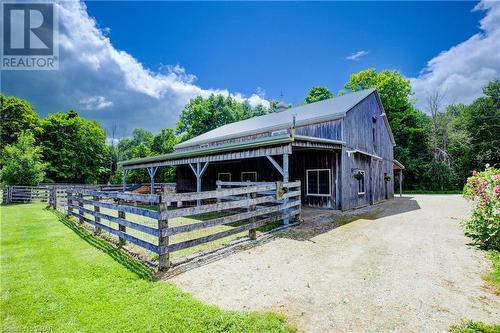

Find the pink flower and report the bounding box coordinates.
[492,174,500,181]
[495,185,500,196]
[472,170,478,176]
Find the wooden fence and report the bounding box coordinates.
[3,183,175,204]
[63,181,301,271]
[3,186,50,203]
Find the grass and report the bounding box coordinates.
[450,320,500,333]
[75,202,283,260]
[0,203,295,333]
[483,251,500,294]
[450,252,500,332]
[404,190,463,194]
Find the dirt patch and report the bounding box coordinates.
[170,195,500,332]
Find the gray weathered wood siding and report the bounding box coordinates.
[176,131,283,153]
[340,92,394,210]
[174,91,395,211]
[294,119,342,141]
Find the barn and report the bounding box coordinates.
[120,88,398,211]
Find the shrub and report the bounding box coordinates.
[463,167,500,250]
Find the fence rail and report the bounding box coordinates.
[3,183,175,204]
[5,181,301,272]
[65,181,300,271]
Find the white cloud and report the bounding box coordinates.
[410,1,500,110]
[79,96,113,110]
[346,50,368,61]
[2,1,268,137]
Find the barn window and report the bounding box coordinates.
[217,172,231,182]
[241,171,257,182]
[357,170,366,194]
[306,169,331,196]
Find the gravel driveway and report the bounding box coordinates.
[171,195,499,332]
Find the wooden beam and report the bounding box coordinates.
[266,155,284,176]
[147,166,158,195]
[399,169,403,197]
[122,169,129,191]
[283,153,289,225]
[199,161,209,177]
[122,144,292,170]
[189,163,197,176]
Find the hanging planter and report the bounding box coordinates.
[353,170,364,180]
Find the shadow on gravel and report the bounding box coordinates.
[277,196,421,241]
[47,207,155,281]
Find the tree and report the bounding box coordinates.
[176,94,271,141]
[345,68,429,189]
[462,81,500,169]
[116,129,155,184]
[0,95,41,147]
[0,132,46,186]
[40,110,110,183]
[151,128,178,182]
[304,86,333,104]
[151,128,177,155]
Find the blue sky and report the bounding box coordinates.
[84,1,481,104]
[2,1,499,137]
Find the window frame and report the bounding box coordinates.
[217,172,231,182]
[241,171,257,182]
[306,168,332,197]
[357,170,366,195]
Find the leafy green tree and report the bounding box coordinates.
[462,80,500,169]
[40,110,110,183]
[151,128,178,183]
[304,86,333,104]
[0,95,41,147]
[176,94,271,140]
[151,128,178,155]
[118,128,154,161]
[345,68,429,189]
[0,132,46,185]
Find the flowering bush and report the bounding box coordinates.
[463,167,500,250]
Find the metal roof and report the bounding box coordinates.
[120,134,294,167]
[176,88,376,149]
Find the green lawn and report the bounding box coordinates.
[0,203,295,333]
[450,320,500,333]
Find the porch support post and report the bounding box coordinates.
[189,162,209,206]
[122,169,129,192]
[266,155,284,176]
[283,153,289,225]
[399,169,403,197]
[147,166,158,195]
[335,151,340,209]
[196,163,201,207]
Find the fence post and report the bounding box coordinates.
[67,190,73,215]
[53,187,58,209]
[78,193,84,224]
[216,180,221,203]
[248,191,257,240]
[158,194,170,272]
[93,195,101,235]
[117,200,127,246]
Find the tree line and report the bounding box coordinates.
[1,68,498,191]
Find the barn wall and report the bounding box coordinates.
[341,93,394,210]
[176,150,338,209]
[176,157,284,193]
[294,119,342,141]
[290,149,337,209]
